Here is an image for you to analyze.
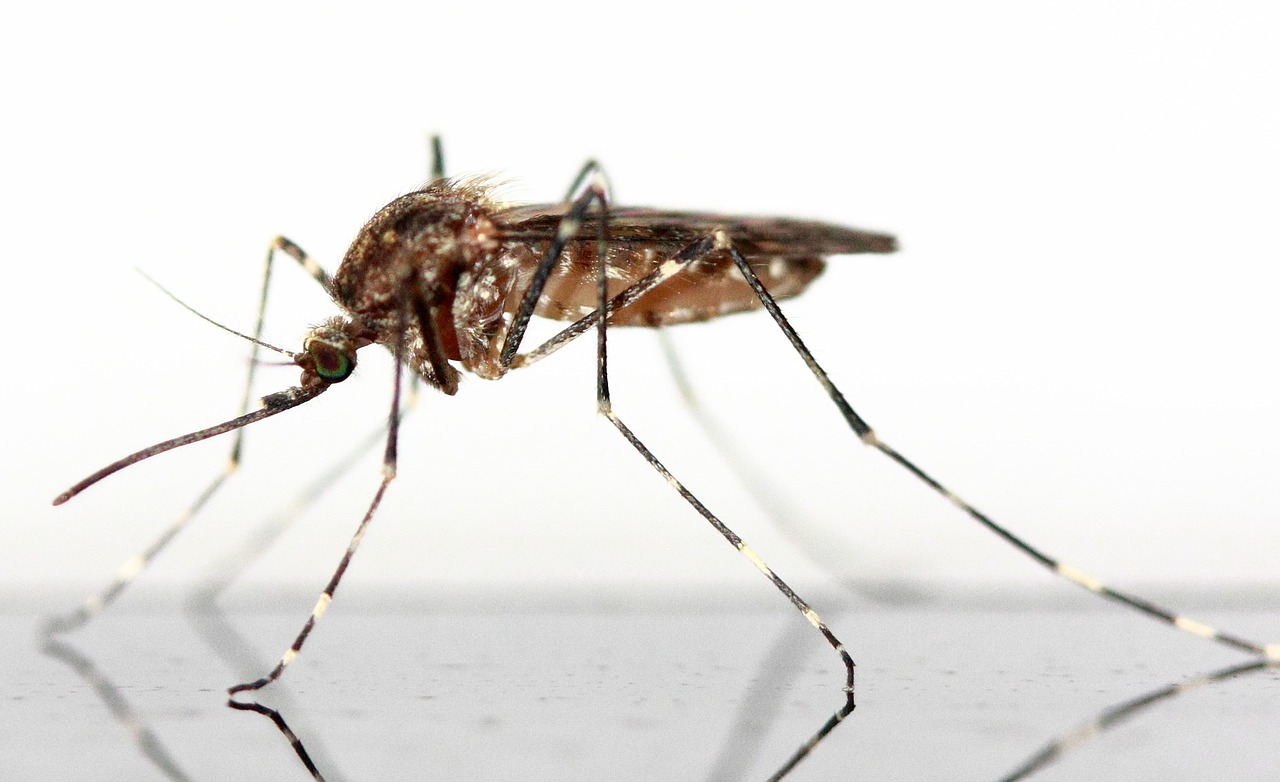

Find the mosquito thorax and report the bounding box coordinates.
[333,180,501,321]
[326,180,499,396]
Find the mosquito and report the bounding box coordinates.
[51,138,1277,780]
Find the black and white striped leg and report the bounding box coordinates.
[717,231,1279,661]
[502,206,859,777]
[586,224,855,781]
[188,378,423,610]
[229,305,408,695]
[654,326,916,609]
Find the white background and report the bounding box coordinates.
[4,2,1278,602]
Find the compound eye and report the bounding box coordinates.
[309,340,355,382]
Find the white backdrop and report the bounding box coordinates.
[5,2,1278,601]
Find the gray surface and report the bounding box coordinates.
[7,592,1277,781]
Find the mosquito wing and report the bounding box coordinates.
[492,204,896,326]
[495,204,897,257]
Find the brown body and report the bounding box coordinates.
[332,179,896,392]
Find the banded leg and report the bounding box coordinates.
[714,231,1279,660]
[225,136,441,692]
[44,235,332,634]
[495,211,853,682]
[186,422,406,780]
[573,209,855,779]
[492,182,856,775]
[654,325,921,606]
[188,379,422,609]
[598,404,856,781]
[229,304,409,694]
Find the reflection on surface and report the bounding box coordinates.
[39,635,195,782]
[25,595,1278,781]
[227,699,326,781]
[32,413,1280,779]
[184,600,352,782]
[996,658,1275,782]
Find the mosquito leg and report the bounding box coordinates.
[498,162,613,369]
[597,358,855,782]
[203,383,420,782]
[229,306,408,694]
[654,327,919,608]
[44,237,328,635]
[488,223,858,776]
[267,235,334,298]
[510,234,718,369]
[428,134,446,183]
[560,158,614,204]
[582,216,854,779]
[188,378,422,610]
[715,231,1279,660]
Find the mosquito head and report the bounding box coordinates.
[298,318,369,390]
